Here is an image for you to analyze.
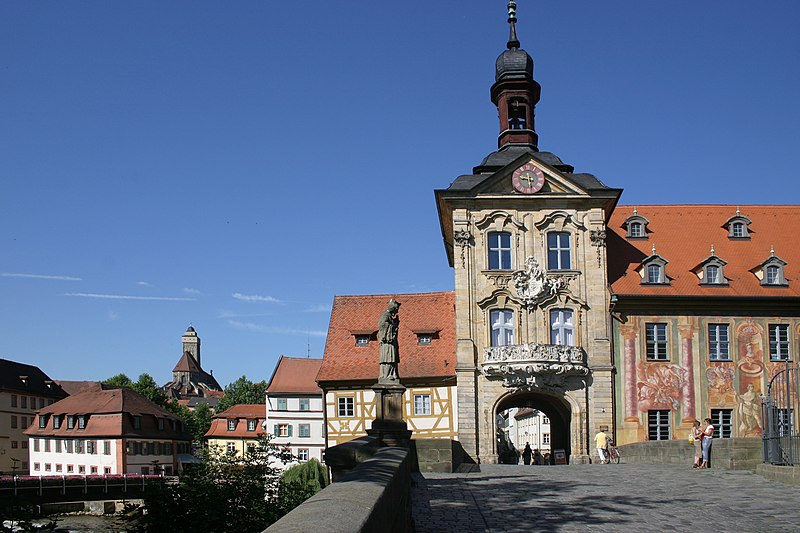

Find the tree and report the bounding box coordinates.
[102,373,167,407]
[278,459,328,513]
[103,373,133,388]
[216,375,267,412]
[131,435,293,532]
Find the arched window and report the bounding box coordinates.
[550,309,574,346]
[488,232,512,270]
[490,309,515,347]
[647,264,663,284]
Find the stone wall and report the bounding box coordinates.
[617,438,761,471]
[414,438,471,473]
[265,446,413,533]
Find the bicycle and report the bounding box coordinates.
[606,445,621,464]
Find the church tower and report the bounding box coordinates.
[435,2,621,464]
[182,325,201,367]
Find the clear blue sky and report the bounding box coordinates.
[1,1,798,388]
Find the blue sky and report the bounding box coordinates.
[1,1,798,388]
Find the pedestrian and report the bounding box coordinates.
[532,448,542,465]
[594,427,611,464]
[522,442,533,465]
[543,452,551,465]
[699,417,714,469]
[690,419,704,468]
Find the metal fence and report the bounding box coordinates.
[761,362,800,465]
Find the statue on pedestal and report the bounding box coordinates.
[378,299,401,383]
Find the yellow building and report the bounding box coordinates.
[205,404,266,458]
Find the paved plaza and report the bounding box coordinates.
[412,463,798,532]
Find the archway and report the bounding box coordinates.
[495,391,572,464]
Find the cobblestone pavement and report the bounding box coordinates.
[411,463,798,532]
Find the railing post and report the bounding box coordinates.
[39,475,42,496]
[62,475,66,495]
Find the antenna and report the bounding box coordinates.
[307,333,310,358]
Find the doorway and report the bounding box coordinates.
[495,392,571,464]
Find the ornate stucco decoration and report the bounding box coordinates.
[590,228,606,267]
[533,210,587,232]
[512,257,568,310]
[481,342,589,389]
[454,229,474,268]
[485,273,512,289]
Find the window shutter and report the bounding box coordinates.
[273,425,279,436]
[288,425,293,437]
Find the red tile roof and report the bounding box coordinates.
[317,291,456,384]
[56,380,103,395]
[266,356,323,394]
[608,205,800,298]
[205,404,266,438]
[173,351,201,373]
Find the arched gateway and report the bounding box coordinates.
[495,390,574,463]
[434,2,616,464]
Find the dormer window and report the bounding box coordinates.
[355,335,370,346]
[132,415,141,430]
[78,415,88,429]
[641,247,669,285]
[417,334,432,346]
[53,415,62,429]
[757,251,788,286]
[623,210,650,239]
[351,330,375,347]
[227,419,237,431]
[725,211,751,239]
[39,414,49,428]
[67,415,75,429]
[706,265,722,284]
[696,250,728,286]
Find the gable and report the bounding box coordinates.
[468,153,590,197]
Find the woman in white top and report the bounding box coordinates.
[699,417,714,469]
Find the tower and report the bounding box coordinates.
[434,2,621,464]
[181,325,201,367]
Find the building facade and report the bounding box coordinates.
[0,359,67,474]
[25,386,192,476]
[317,292,458,447]
[265,356,325,467]
[205,404,267,458]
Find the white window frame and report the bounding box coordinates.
[629,222,644,237]
[547,232,571,270]
[277,398,288,411]
[490,309,515,347]
[645,323,669,361]
[710,409,733,438]
[297,448,310,461]
[648,410,671,440]
[226,442,236,454]
[732,222,745,238]
[708,324,730,361]
[414,394,432,416]
[227,419,237,431]
[769,324,791,361]
[299,398,310,411]
[337,397,354,417]
[487,231,513,270]
[247,419,257,432]
[549,309,575,346]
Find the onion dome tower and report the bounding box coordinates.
[491,1,540,150]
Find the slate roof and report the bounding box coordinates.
[317,291,456,384]
[173,351,202,373]
[205,404,266,439]
[24,387,190,440]
[56,380,103,395]
[266,356,323,395]
[0,359,67,399]
[608,205,800,298]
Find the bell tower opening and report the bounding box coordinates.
[495,392,572,464]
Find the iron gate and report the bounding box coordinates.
[761,362,800,465]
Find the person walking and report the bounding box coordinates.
[699,417,714,469]
[691,419,704,468]
[522,443,533,465]
[595,427,611,464]
[532,448,543,465]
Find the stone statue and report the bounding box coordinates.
[378,299,401,383]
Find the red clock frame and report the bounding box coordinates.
[512,162,545,194]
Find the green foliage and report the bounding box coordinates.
[167,401,213,442]
[103,372,168,407]
[103,373,133,388]
[131,435,293,533]
[216,375,267,412]
[278,458,329,513]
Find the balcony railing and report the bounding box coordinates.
[482,343,589,387]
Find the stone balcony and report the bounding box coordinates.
[481,343,589,388]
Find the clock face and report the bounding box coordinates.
[512,162,545,194]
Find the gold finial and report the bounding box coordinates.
[651,243,657,255]
[710,244,715,256]
[633,207,638,216]
[771,246,775,257]
[736,206,741,216]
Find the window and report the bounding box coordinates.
[21,396,27,409]
[21,440,27,449]
[21,416,27,428]
[647,264,664,284]
[705,265,722,284]
[105,467,112,475]
[710,409,733,438]
[277,398,287,411]
[542,416,550,424]
[39,415,48,428]
[67,465,73,473]
[11,416,17,429]
[337,397,354,417]
[78,416,87,429]
[104,441,111,455]
[488,232,512,270]
[158,418,164,431]
[732,222,745,238]
[646,323,669,361]
[299,398,310,411]
[708,324,730,361]
[777,409,795,437]
[140,467,149,475]
[629,222,644,237]
[55,439,61,453]
[298,449,310,461]
[726,215,751,238]
[39,399,44,409]
[547,232,571,270]
[88,440,98,454]
[29,397,35,409]
[648,410,671,440]
[542,433,551,445]
[244,419,255,431]
[766,265,780,284]
[33,439,40,452]
[490,309,515,347]
[275,424,292,437]
[414,394,432,416]
[299,424,311,438]
[417,334,432,346]
[45,463,51,472]
[53,415,61,429]
[227,419,237,431]
[227,442,236,454]
[769,324,791,361]
[76,440,84,454]
[11,441,17,449]
[79,465,86,474]
[34,463,40,471]
[67,416,75,429]
[355,335,370,346]
[11,394,17,407]
[56,464,62,472]
[65,440,73,453]
[550,309,575,346]
[132,416,141,430]
[44,439,51,452]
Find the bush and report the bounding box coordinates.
[278,459,329,513]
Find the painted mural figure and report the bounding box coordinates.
[736,383,762,436]
[378,299,401,383]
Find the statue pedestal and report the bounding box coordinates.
[367,381,412,447]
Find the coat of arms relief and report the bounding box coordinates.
[512,257,568,310]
